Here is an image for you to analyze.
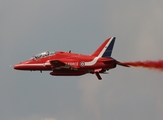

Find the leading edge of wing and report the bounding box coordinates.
[50,60,76,70]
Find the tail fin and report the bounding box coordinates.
[91,37,116,58]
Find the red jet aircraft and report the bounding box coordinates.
[14,37,129,80]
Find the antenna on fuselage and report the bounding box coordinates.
[69,50,71,53]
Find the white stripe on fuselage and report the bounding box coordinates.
[85,37,113,66]
[85,57,99,66]
[17,63,50,67]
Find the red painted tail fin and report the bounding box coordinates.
[91,37,116,58]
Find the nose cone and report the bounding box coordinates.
[14,64,22,70]
[14,60,30,70]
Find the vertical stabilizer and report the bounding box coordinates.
[91,37,116,58]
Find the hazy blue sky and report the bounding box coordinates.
[1,0,163,120]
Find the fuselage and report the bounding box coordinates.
[14,51,116,72]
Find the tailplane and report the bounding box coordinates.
[91,37,129,80]
[91,37,116,80]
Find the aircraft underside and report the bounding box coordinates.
[49,68,112,80]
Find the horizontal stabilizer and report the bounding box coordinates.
[116,61,130,67]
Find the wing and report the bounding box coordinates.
[50,60,76,70]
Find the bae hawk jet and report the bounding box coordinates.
[14,37,129,80]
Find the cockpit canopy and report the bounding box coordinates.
[34,51,55,59]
